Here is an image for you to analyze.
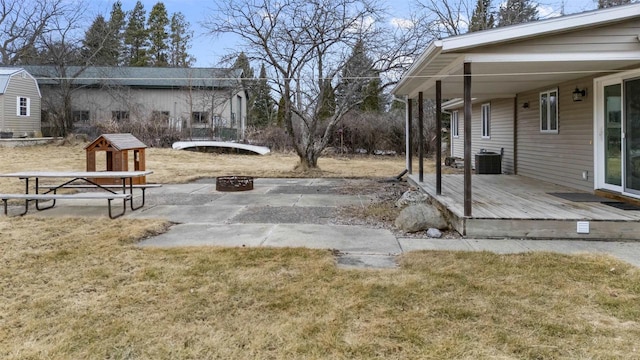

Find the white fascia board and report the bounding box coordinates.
[464,51,640,63]
[441,4,640,52]
[442,96,515,110]
[391,41,443,95]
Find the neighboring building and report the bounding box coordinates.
[0,68,41,138]
[22,66,247,140]
[393,3,640,201]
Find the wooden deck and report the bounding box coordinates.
[409,174,640,240]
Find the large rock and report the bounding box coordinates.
[395,190,429,208]
[395,203,448,233]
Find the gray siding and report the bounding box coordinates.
[1,72,41,136]
[450,98,515,174]
[56,86,246,131]
[476,18,640,54]
[516,77,594,192]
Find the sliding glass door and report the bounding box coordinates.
[604,84,622,187]
[625,78,640,194]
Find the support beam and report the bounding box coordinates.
[407,98,413,174]
[464,62,472,217]
[436,80,442,195]
[418,92,424,182]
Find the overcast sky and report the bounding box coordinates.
[86,0,601,67]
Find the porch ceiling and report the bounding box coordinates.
[399,54,640,100]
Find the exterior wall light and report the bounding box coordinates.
[572,87,586,102]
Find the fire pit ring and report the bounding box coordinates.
[216,176,254,192]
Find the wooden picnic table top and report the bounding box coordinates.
[0,170,153,178]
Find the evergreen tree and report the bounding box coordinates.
[336,40,382,113]
[169,12,194,67]
[124,1,149,66]
[148,2,170,67]
[469,0,495,32]
[276,96,286,127]
[233,52,254,79]
[81,15,117,65]
[108,1,126,65]
[497,0,538,27]
[250,63,275,127]
[598,0,631,8]
[318,79,336,120]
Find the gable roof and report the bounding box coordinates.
[21,66,243,89]
[85,133,147,151]
[393,3,640,99]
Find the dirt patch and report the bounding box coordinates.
[334,178,461,238]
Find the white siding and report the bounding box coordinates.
[450,98,515,174]
[516,77,594,192]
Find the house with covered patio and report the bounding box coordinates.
[392,3,640,240]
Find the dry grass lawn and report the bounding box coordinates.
[1,142,640,358]
[1,217,639,359]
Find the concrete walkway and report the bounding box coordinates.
[20,178,640,268]
[130,178,640,269]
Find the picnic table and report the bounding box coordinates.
[0,170,157,219]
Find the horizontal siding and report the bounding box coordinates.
[450,98,515,174]
[2,73,41,135]
[516,77,594,192]
[476,19,640,54]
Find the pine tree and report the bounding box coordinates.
[469,0,495,32]
[276,96,286,127]
[82,15,118,65]
[250,64,275,127]
[318,79,336,120]
[598,0,631,8]
[497,0,538,27]
[148,2,170,67]
[108,1,126,65]
[169,12,194,67]
[124,1,149,66]
[336,41,382,113]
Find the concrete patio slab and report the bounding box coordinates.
[230,206,335,224]
[296,194,370,207]
[138,223,274,248]
[264,224,401,254]
[215,193,302,206]
[128,205,244,223]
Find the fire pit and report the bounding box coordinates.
[216,176,254,192]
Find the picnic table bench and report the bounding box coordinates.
[0,170,156,219]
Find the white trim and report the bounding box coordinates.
[464,51,640,63]
[16,96,30,117]
[481,103,490,139]
[539,89,559,134]
[441,4,640,52]
[451,110,459,138]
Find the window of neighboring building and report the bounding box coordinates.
[152,111,170,124]
[112,111,129,122]
[17,97,30,116]
[72,110,90,123]
[481,103,490,139]
[192,111,209,124]
[451,110,459,138]
[540,89,558,133]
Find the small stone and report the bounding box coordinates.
[395,190,429,208]
[426,228,442,238]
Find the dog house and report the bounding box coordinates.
[85,133,147,185]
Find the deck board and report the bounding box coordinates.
[410,174,640,240]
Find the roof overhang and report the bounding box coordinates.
[392,3,640,100]
[398,51,640,99]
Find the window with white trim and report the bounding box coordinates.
[17,97,30,116]
[540,89,558,133]
[451,111,459,138]
[481,103,490,138]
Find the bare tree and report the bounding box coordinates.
[0,0,72,65]
[415,0,473,37]
[205,0,429,169]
